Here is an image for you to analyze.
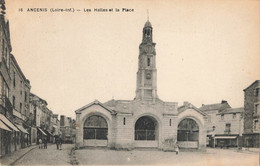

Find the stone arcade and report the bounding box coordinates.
[75,20,207,151]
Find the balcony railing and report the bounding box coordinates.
[0,95,13,115]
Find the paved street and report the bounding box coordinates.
[75,148,259,166]
[8,145,259,166]
[13,144,74,165]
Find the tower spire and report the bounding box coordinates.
[136,19,157,101]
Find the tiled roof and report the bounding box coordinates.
[178,102,207,116]
[218,107,244,115]
[199,102,231,112]
[75,100,116,114]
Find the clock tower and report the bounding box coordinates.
[135,20,158,101]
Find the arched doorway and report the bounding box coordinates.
[177,118,199,149]
[83,115,108,147]
[134,116,159,148]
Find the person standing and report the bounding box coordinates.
[55,137,60,150]
[39,138,43,149]
[175,142,179,155]
[59,138,63,150]
[43,138,47,149]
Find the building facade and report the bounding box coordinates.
[9,54,31,150]
[199,100,231,147]
[60,115,76,143]
[75,20,207,151]
[0,1,63,157]
[243,80,260,148]
[0,0,11,157]
[200,101,244,148]
[214,107,244,148]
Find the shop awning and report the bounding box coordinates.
[16,124,29,134]
[215,136,238,139]
[0,114,19,132]
[44,130,53,136]
[0,120,12,131]
[37,127,47,136]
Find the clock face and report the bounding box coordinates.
[144,46,154,54]
[146,73,151,79]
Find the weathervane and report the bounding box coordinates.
[147,9,149,21]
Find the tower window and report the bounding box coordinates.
[147,58,150,66]
[232,113,236,119]
[169,119,171,126]
[123,117,126,125]
[147,29,150,35]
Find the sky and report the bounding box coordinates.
[4,0,260,119]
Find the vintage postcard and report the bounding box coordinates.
[0,0,259,166]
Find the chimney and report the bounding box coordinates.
[60,115,65,127]
[221,100,227,104]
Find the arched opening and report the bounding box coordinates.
[135,116,158,141]
[83,115,108,146]
[177,118,199,148]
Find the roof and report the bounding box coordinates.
[243,80,260,91]
[217,107,244,115]
[103,99,132,114]
[199,101,231,112]
[75,100,116,114]
[30,93,48,105]
[178,102,207,116]
[144,20,152,27]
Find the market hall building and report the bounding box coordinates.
[75,20,208,151]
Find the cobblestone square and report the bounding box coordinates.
[75,148,258,166]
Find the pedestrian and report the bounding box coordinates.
[43,138,47,149]
[39,138,43,149]
[55,137,60,150]
[175,142,179,155]
[59,138,63,150]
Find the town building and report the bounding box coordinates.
[0,1,63,157]
[75,20,208,151]
[0,0,18,157]
[199,100,231,147]
[60,115,76,143]
[52,114,60,137]
[214,107,244,148]
[9,54,31,150]
[29,93,49,143]
[243,80,260,148]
